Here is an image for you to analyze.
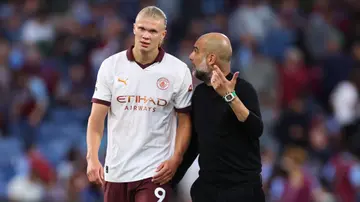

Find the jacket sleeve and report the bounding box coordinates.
[236,79,264,138]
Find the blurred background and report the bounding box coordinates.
[0,0,359,201]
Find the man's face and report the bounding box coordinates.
[133,16,166,53]
[189,41,212,83]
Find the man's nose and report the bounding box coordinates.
[189,52,194,61]
[142,31,151,39]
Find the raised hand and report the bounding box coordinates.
[210,65,239,97]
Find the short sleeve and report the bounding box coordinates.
[91,59,112,106]
[173,67,193,113]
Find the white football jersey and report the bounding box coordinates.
[92,47,193,182]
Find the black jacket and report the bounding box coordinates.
[172,74,263,188]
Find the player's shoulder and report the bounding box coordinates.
[97,51,128,76]
[102,50,127,66]
[163,53,188,70]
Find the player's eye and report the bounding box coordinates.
[138,27,145,31]
[150,30,157,34]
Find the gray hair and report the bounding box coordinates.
[136,6,167,28]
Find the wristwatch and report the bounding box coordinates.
[223,91,237,103]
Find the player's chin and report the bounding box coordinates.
[139,43,153,51]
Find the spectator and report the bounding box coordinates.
[275,95,311,149]
[241,45,278,103]
[278,146,322,202]
[10,69,49,146]
[55,63,91,109]
[233,33,257,70]
[89,15,123,76]
[308,116,331,170]
[21,9,55,45]
[330,67,360,127]
[305,1,341,61]
[321,35,353,113]
[0,39,11,119]
[0,0,360,200]
[325,150,359,202]
[7,143,55,202]
[228,0,277,43]
[7,166,45,202]
[352,41,360,67]
[279,47,310,107]
[261,10,297,62]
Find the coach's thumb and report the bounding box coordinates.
[231,72,239,84]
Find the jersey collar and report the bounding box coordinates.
[126,45,165,69]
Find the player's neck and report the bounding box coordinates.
[133,46,159,65]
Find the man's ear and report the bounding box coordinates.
[162,30,167,39]
[133,23,136,35]
[207,54,216,66]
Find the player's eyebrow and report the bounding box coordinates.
[149,29,158,33]
[137,25,159,33]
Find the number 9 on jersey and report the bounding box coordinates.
[154,187,166,202]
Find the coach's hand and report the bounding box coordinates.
[87,158,105,186]
[211,65,239,97]
[153,156,182,185]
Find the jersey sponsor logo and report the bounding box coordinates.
[116,95,168,112]
[117,77,128,85]
[157,77,169,90]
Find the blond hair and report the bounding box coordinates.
[136,6,167,28]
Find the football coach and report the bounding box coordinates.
[172,32,265,202]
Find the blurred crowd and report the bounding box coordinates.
[0,0,359,201]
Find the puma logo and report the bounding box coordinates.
[118,78,128,85]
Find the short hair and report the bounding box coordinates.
[283,146,307,165]
[136,6,167,28]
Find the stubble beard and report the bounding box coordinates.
[194,58,211,84]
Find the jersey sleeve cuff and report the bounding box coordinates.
[91,98,111,106]
[175,106,191,113]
